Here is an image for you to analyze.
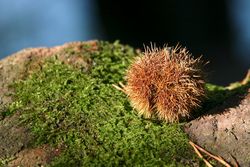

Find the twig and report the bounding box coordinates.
[241,69,250,85]
[193,142,231,167]
[229,154,239,167]
[227,69,250,90]
[112,84,126,93]
[118,82,125,88]
[190,141,231,167]
[189,141,213,167]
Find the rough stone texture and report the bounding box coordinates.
[185,89,250,166]
[0,113,32,160]
[7,145,61,167]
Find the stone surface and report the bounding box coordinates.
[185,89,250,166]
[0,113,32,160]
[7,145,61,167]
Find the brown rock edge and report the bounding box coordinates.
[185,88,250,166]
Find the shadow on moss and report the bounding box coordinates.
[189,80,250,121]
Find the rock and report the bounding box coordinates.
[185,88,250,166]
[7,144,61,167]
[0,113,32,160]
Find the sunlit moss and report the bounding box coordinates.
[7,41,245,166]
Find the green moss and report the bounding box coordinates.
[203,81,250,111]
[9,41,247,166]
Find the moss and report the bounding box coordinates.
[7,41,248,166]
[204,81,249,109]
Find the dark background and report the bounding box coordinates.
[0,0,249,85]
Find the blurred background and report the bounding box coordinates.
[0,0,249,85]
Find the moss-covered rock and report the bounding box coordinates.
[1,41,203,166]
[1,41,248,166]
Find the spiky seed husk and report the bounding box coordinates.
[124,46,205,122]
